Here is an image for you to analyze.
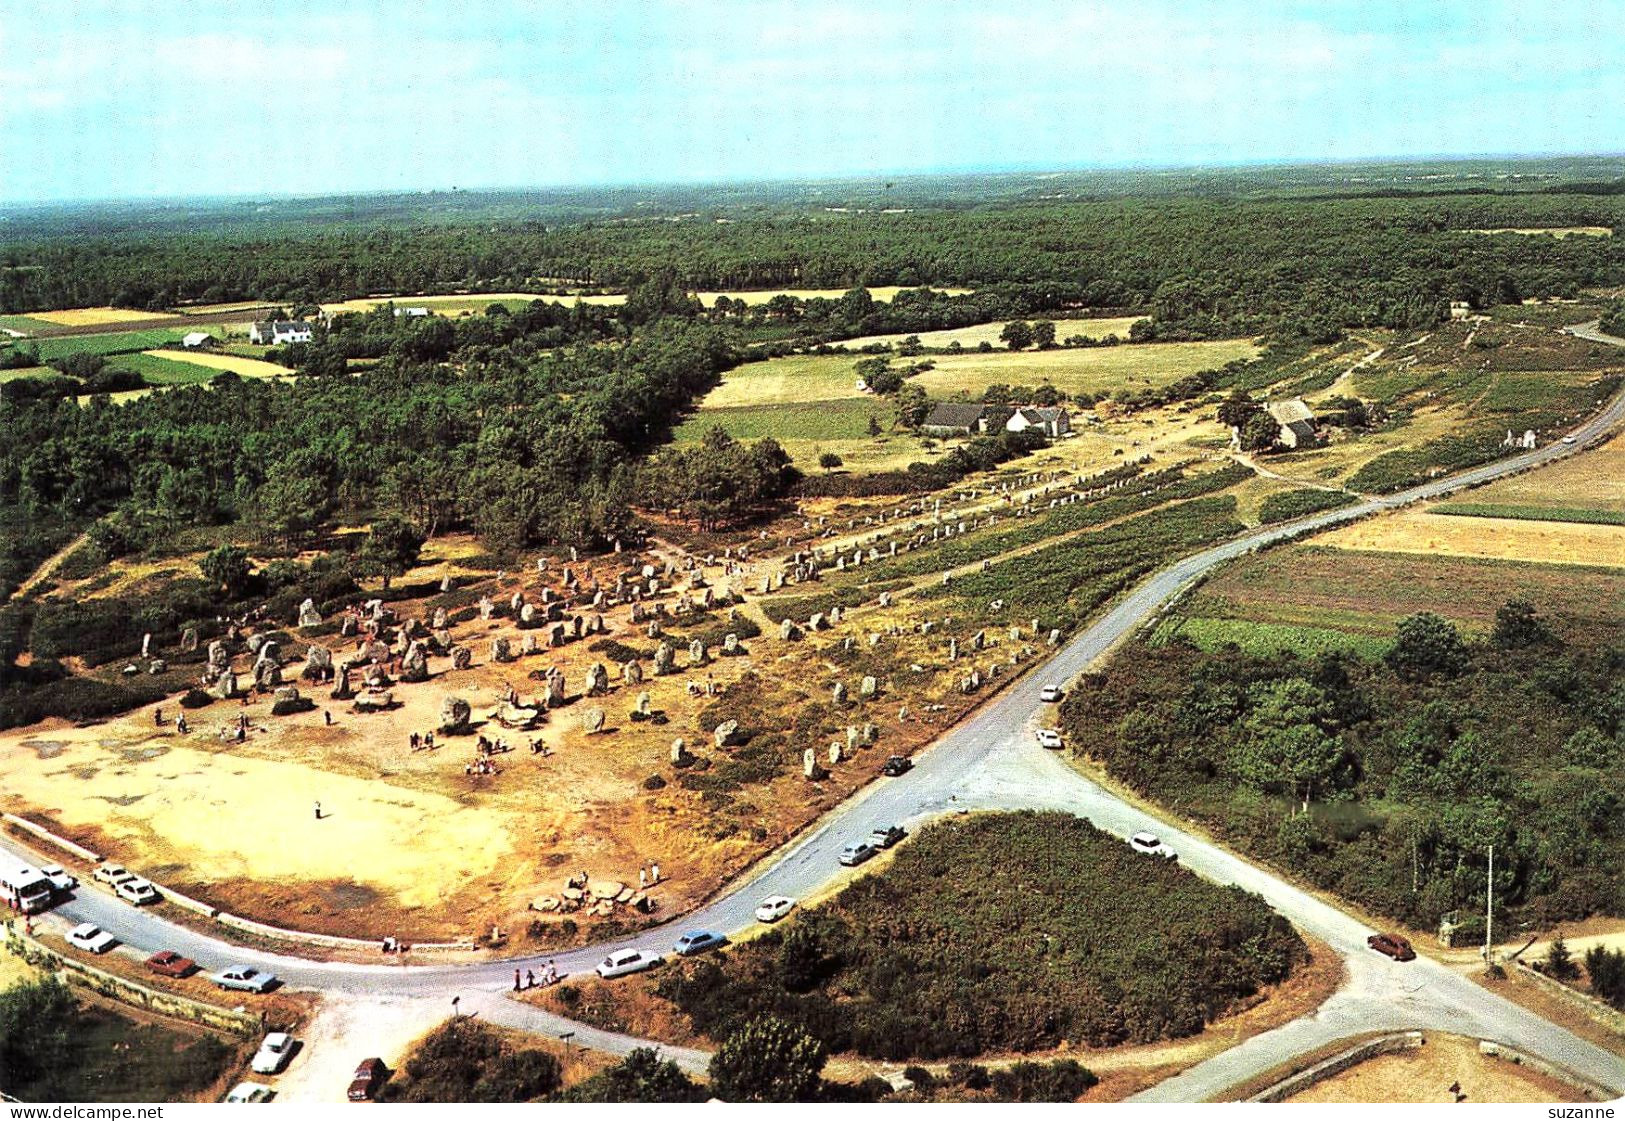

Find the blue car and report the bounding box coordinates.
[672,930,728,957]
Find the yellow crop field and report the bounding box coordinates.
[838,315,1146,351]
[694,286,970,306]
[28,306,177,326]
[1440,428,1625,515]
[910,338,1260,398]
[143,348,291,379]
[1317,510,1625,568]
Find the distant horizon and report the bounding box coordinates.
[4,149,1623,212]
[4,0,1624,206]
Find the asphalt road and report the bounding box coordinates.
[9,361,1625,1097]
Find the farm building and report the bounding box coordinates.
[921,402,1000,437]
[249,320,315,345]
[1007,406,1072,438]
[180,331,215,349]
[1265,398,1318,449]
[393,306,430,318]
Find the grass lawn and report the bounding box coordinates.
[678,397,889,442]
[107,352,222,386]
[0,366,55,383]
[142,349,289,379]
[0,314,59,334]
[29,329,197,363]
[1152,615,1392,660]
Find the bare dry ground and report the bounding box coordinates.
[1439,427,1625,517]
[1286,1033,1585,1103]
[142,349,291,379]
[1315,510,1624,568]
[28,307,179,327]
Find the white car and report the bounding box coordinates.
[251,1032,296,1075]
[1039,685,1064,703]
[39,864,77,892]
[213,966,278,993]
[224,1082,275,1104]
[595,949,662,979]
[94,862,135,887]
[1130,831,1174,858]
[755,896,796,923]
[1035,728,1064,749]
[1562,434,1578,444]
[66,922,117,954]
[116,876,161,905]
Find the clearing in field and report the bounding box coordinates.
[107,352,223,386]
[694,285,970,306]
[1463,227,1613,238]
[27,306,179,327]
[837,315,1146,351]
[1316,509,1625,568]
[1286,1034,1584,1104]
[142,348,291,379]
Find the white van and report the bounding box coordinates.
[1,865,55,914]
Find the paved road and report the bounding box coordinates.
[8,363,1625,1097]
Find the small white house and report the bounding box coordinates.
[393,306,430,318]
[181,331,213,349]
[1006,407,1072,438]
[249,320,314,346]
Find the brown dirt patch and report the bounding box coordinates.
[1286,1033,1586,1103]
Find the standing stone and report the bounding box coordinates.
[521,632,540,656]
[401,641,429,683]
[331,666,353,700]
[440,574,453,593]
[722,633,741,655]
[520,603,538,626]
[298,598,323,628]
[141,632,152,658]
[652,642,675,676]
[714,719,740,748]
[304,645,333,679]
[670,738,687,765]
[828,742,843,766]
[585,663,610,696]
[207,640,229,672]
[180,627,199,653]
[860,675,878,699]
[635,691,653,717]
[831,682,847,705]
[846,725,861,752]
[862,722,878,745]
[948,638,959,661]
[440,696,472,733]
[545,673,567,708]
[247,633,266,655]
[451,646,472,670]
[803,748,818,779]
[580,707,606,734]
[340,615,358,637]
[779,619,802,641]
[878,592,892,608]
[808,613,825,631]
[253,659,282,690]
[478,596,495,621]
[688,639,708,667]
[214,670,239,700]
[490,637,513,663]
[432,607,448,630]
[623,660,644,685]
[1048,628,1062,646]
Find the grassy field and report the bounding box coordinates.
[1191,542,1625,644]
[1436,429,1625,517]
[1151,615,1393,659]
[677,397,892,443]
[837,315,1146,351]
[25,328,198,362]
[700,338,1257,411]
[0,314,59,334]
[1317,510,1624,568]
[142,348,290,379]
[0,366,55,383]
[317,287,975,318]
[695,285,969,306]
[107,352,222,386]
[1433,502,1625,526]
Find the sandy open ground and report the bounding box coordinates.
[1440,428,1625,516]
[836,315,1147,351]
[1316,510,1624,567]
[1286,1033,1585,1103]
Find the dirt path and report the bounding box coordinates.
[13,530,88,599]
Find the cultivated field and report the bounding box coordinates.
[910,339,1259,399]
[1184,543,1625,646]
[28,306,179,327]
[1437,428,1625,520]
[837,315,1146,351]
[142,348,291,379]
[1316,509,1624,568]
[315,287,975,318]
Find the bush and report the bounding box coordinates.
[1,672,167,731]
[271,696,315,716]
[179,687,213,709]
[1257,488,1358,524]
[990,1059,1098,1102]
[383,1019,560,1103]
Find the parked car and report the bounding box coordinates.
[839,839,879,866]
[348,1058,388,1101]
[881,755,913,777]
[38,864,77,892]
[66,922,117,954]
[1367,932,1416,961]
[251,1032,296,1075]
[1130,831,1174,858]
[116,876,161,905]
[93,862,135,887]
[595,949,662,979]
[223,1082,274,1103]
[869,824,907,849]
[672,930,728,957]
[146,950,198,978]
[213,965,277,993]
[1562,434,1578,444]
[1040,684,1064,703]
[1035,728,1064,749]
[755,896,796,923]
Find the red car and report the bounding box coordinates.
[348,1058,388,1102]
[1367,932,1416,961]
[145,950,198,978]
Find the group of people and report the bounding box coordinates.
[512,960,561,990]
[637,863,662,889]
[465,756,501,776]
[408,730,437,752]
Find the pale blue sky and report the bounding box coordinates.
[2,0,1623,203]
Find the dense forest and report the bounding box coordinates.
[4,191,1622,339]
[1060,605,1624,933]
[653,812,1306,1059]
